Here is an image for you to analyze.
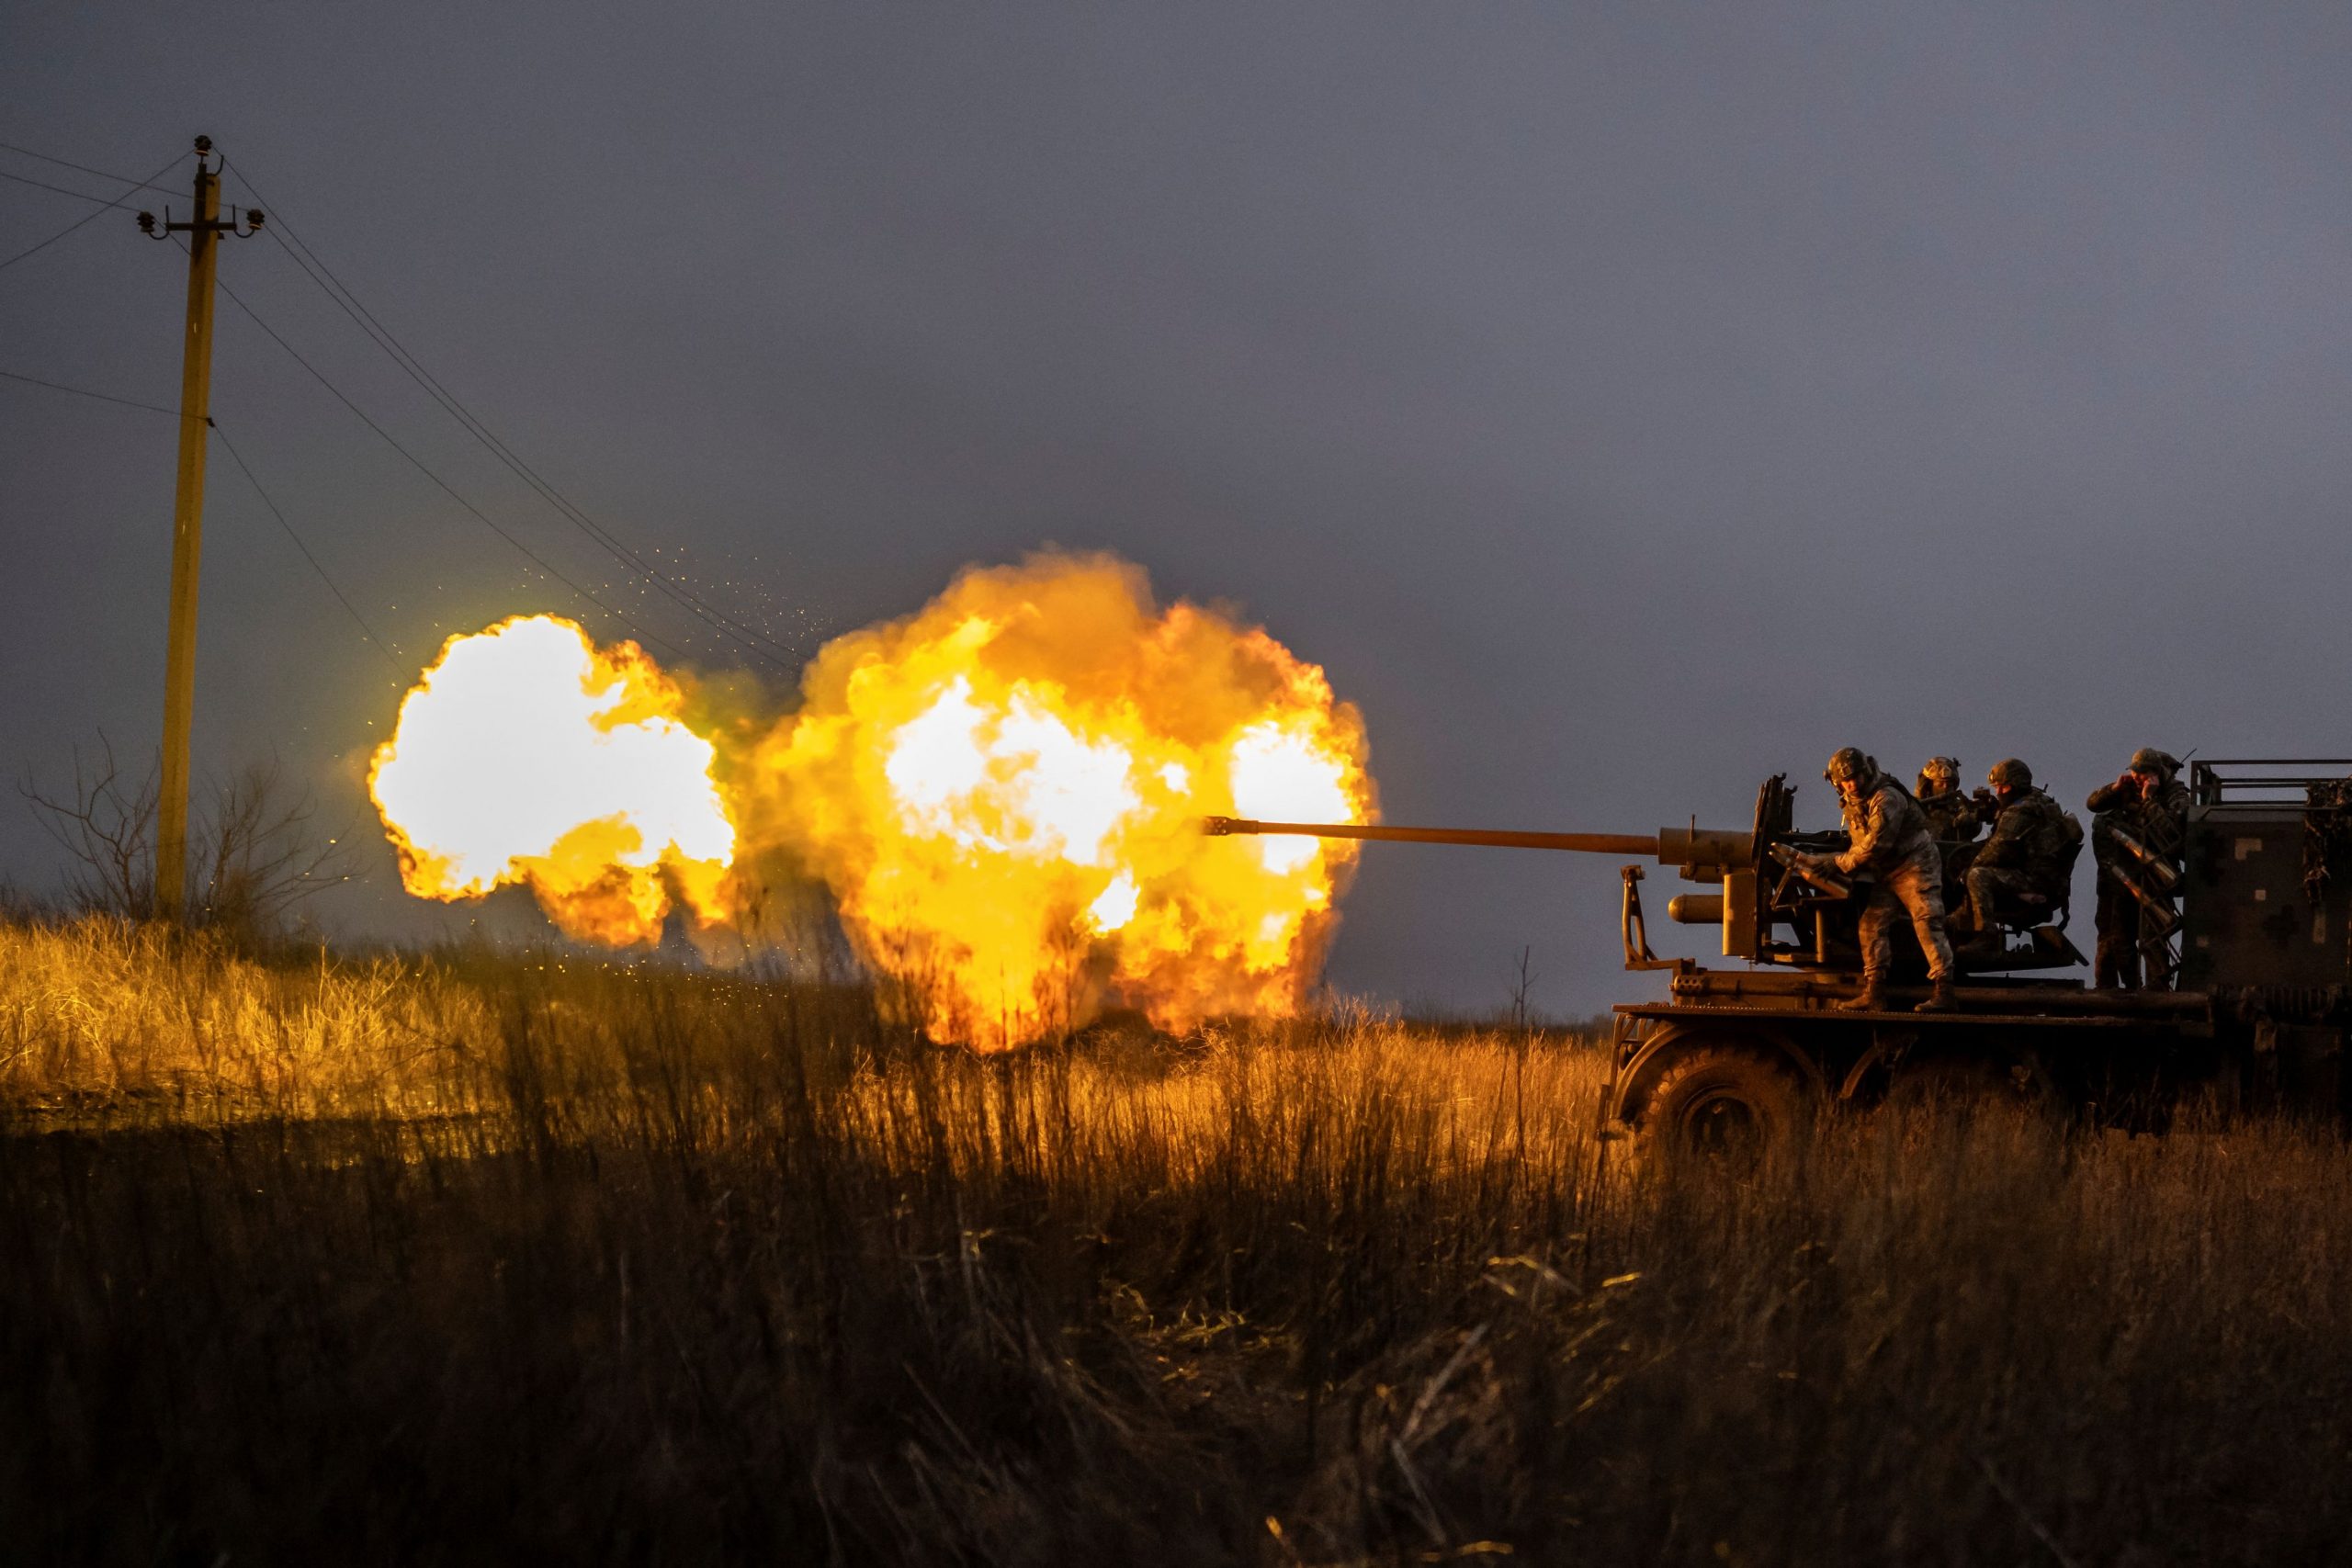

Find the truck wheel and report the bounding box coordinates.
[1641,1042,1810,1171]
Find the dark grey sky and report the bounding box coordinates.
[5,4,2349,1016]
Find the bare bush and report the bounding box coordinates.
[18,737,157,919]
[19,737,352,938]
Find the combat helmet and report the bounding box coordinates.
[1987,757,2033,791]
[1825,748,1876,787]
[1917,756,1962,794]
[2129,748,2180,780]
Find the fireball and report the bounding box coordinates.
[368,615,735,945]
[368,555,1374,1047]
[746,555,1373,1046]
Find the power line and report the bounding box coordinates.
[15,137,785,671]
[224,162,801,671]
[260,214,801,665]
[13,139,793,669]
[0,366,191,419]
[0,166,149,209]
[0,140,184,198]
[0,151,185,272]
[209,423,410,681]
[0,152,250,228]
[267,221,799,666]
[198,253,703,666]
[0,363,407,680]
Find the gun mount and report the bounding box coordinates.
[1212,758,2352,1168]
[1207,774,2073,979]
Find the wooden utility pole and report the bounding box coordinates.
[139,136,260,918]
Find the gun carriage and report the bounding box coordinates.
[1205,758,2352,1162]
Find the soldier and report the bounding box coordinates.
[2086,748,2190,989]
[1960,759,2078,959]
[1916,755,1982,908]
[1916,756,1982,846]
[1802,748,1957,1013]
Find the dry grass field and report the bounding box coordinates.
[6,913,2351,1564]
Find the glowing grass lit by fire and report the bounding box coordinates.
[369,555,1373,1047]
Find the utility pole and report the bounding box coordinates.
[137,136,260,918]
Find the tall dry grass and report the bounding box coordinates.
[3,913,2348,1564]
[0,915,492,1119]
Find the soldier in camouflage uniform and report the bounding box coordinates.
[1916,756,1982,846]
[1961,759,2078,958]
[1916,755,1982,908]
[1802,748,1957,1013]
[2086,748,2190,989]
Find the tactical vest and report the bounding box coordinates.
[2004,790,2079,881]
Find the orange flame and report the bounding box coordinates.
[750,555,1373,1045]
[368,556,1373,1046]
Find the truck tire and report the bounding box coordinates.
[1640,1040,1811,1170]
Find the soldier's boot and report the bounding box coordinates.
[1957,893,2001,958]
[1838,980,1887,1013]
[1913,977,1960,1013]
[1955,919,2007,964]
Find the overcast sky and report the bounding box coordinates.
[5,4,2349,1016]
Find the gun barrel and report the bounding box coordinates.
[1204,818,1661,857]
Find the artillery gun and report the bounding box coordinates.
[1205,759,2352,1162]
